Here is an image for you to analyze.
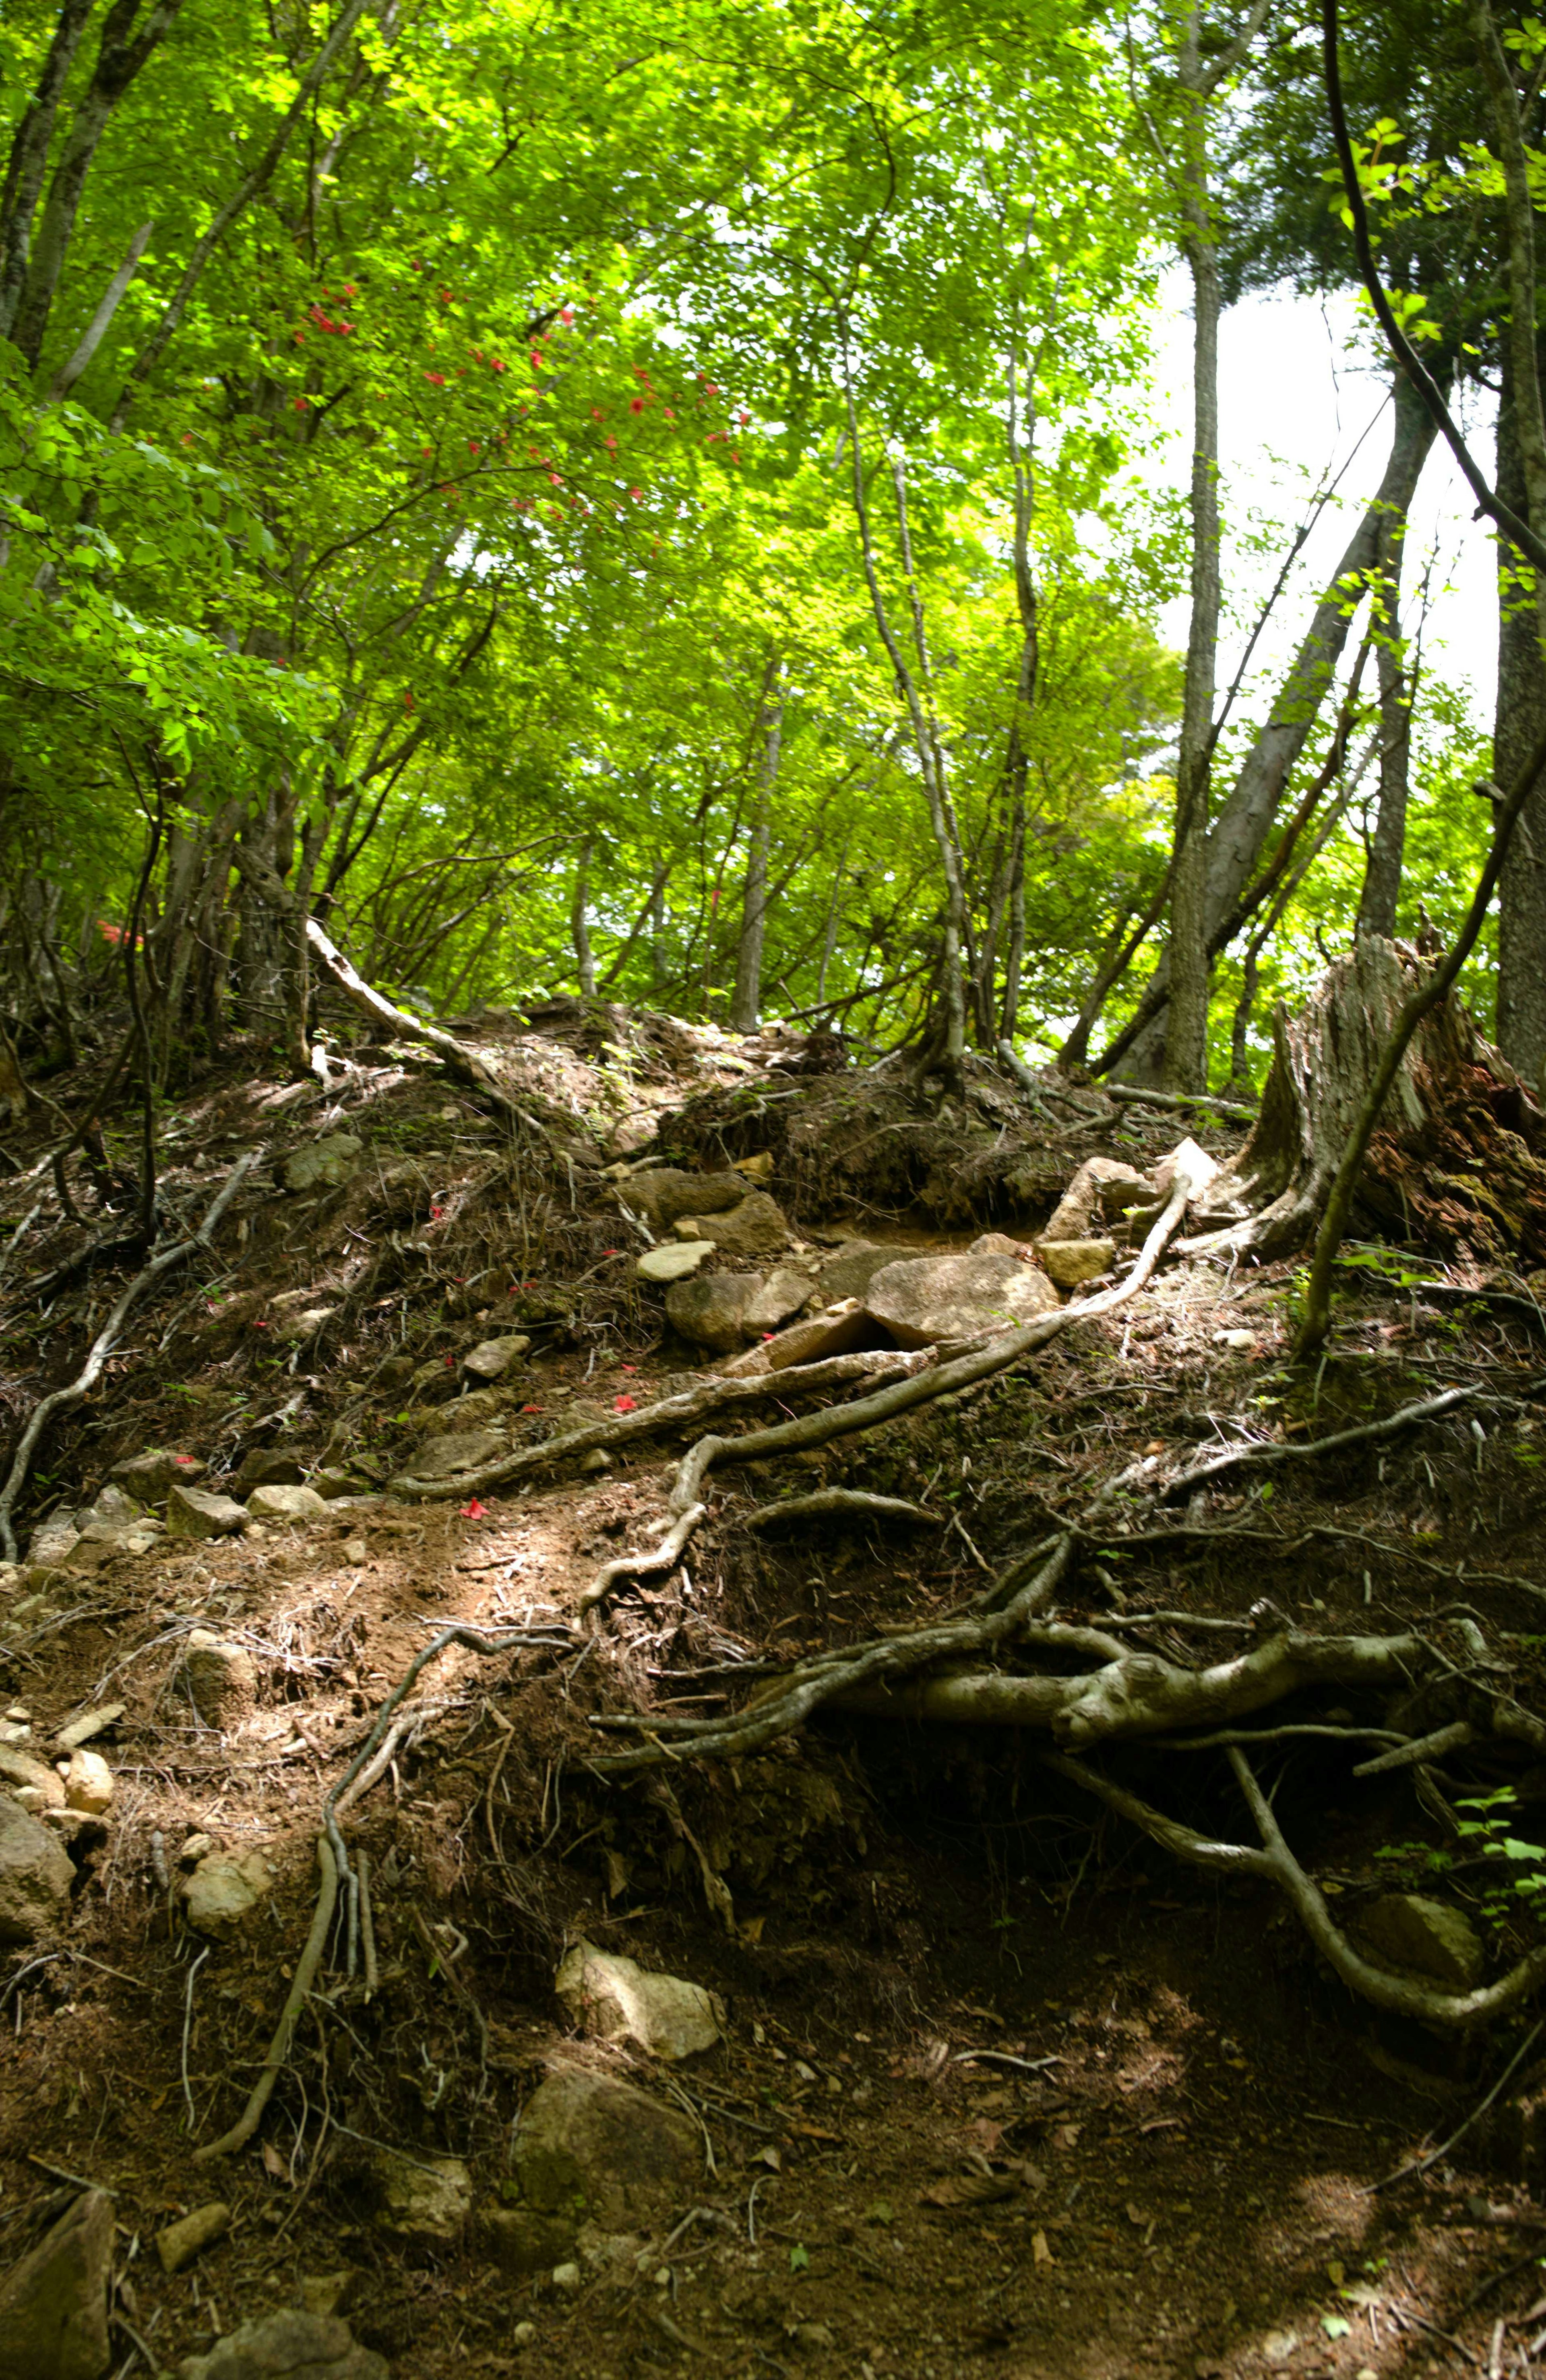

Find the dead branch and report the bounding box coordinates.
[744,1489,936,1530]
[305,916,545,1128]
[0,1151,260,1561]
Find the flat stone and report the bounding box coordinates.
[0,1797,74,1943]
[511,2068,697,2233]
[283,1133,364,1192]
[234,1449,306,1492]
[1358,1894,1485,1991]
[461,1334,531,1380]
[738,1300,872,1374]
[620,1169,748,1229]
[664,1272,765,1354]
[110,1449,205,1498]
[814,1240,899,1304]
[182,1849,273,1936]
[410,1428,505,1480]
[53,1706,124,1756]
[556,1942,723,2060]
[1035,1237,1116,1289]
[62,1751,112,1817]
[176,2311,387,2380]
[0,2185,113,2380]
[637,1241,713,1284]
[674,1190,789,1257]
[167,1485,248,1540]
[156,2202,230,2274]
[742,1267,815,1333]
[174,1632,257,1727]
[355,2147,471,2251]
[244,1484,331,1524]
[1038,1157,1151,1244]
[863,1240,1061,1349]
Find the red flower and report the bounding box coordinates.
[614,1395,637,1412]
[739,411,751,424]
[560,306,575,324]
[521,1403,543,1414]
[620,1364,637,1372]
[600,1248,621,1256]
[425,371,446,386]
[630,397,645,414]
[458,1498,488,1519]
[444,1354,455,1368]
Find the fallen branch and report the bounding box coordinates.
[744,1489,936,1530]
[1154,1382,1481,1506]
[0,1152,260,1562]
[1104,1082,1257,1124]
[305,916,545,1130]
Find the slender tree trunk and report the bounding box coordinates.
[815,830,851,1009]
[571,835,596,997]
[1494,345,1546,1086]
[731,672,782,1031]
[1356,611,1413,941]
[0,0,97,344]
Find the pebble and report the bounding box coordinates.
[551,2262,582,2294]
[513,2322,538,2349]
[62,1747,113,1815]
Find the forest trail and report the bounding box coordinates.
[3,993,1546,2380]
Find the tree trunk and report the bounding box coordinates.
[731,679,782,1031]
[0,0,97,344]
[1494,345,1546,1089]
[571,835,596,997]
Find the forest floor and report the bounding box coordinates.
[4,997,1546,2380]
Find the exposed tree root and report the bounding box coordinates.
[744,1489,936,1531]
[192,1836,338,2163]
[581,1501,707,1618]
[1153,1381,1487,1506]
[305,917,549,1128]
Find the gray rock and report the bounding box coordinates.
[511,2068,697,2233]
[182,1849,273,1936]
[482,2207,577,2277]
[354,2148,471,2252]
[25,1515,80,1569]
[1035,1237,1116,1289]
[814,1240,898,1305]
[86,1484,142,1526]
[234,1450,306,1492]
[0,2186,113,2380]
[167,1485,248,1540]
[664,1272,765,1354]
[637,1241,713,1284]
[556,1942,723,2060]
[62,1520,160,1572]
[245,1484,331,1524]
[0,1797,74,1943]
[759,1299,872,1372]
[1358,1894,1486,1991]
[622,1169,748,1229]
[110,1449,206,1498]
[742,1267,815,1333]
[177,2310,387,2380]
[174,1631,258,1726]
[1038,1157,1151,1244]
[864,1238,1061,1349]
[674,1190,790,1257]
[410,1428,505,1480]
[283,1134,364,1193]
[461,1334,531,1380]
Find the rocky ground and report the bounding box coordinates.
[2,997,1546,2380]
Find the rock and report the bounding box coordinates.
[742,1267,816,1333]
[511,2318,538,2348]
[341,1539,368,1565]
[0,1747,66,1810]
[556,1941,723,2060]
[298,2276,359,2321]
[267,1304,337,1348]
[0,2185,113,2380]
[622,1169,748,1229]
[63,1520,159,1571]
[0,1798,74,1943]
[461,1334,531,1380]
[54,1706,124,1755]
[482,2209,577,2277]
[62,1752,112,1818]
[283,1133,364,1192]
[550,2262,582,2295]
[606,1115,657,1159]
[182,1849,273,1936]
[1038,1157,1151,1244]
[814,1240,899,1304]
[674,1190,790,1257]
[234,1449,306,1492]
[110,1449,205,1498]
[167,1485,248,1540]
[156,2202,230,2274]
[26,1515,80,1569]
[637,1241,714,1284]
[179,1834,218,1865]
[1358,1894,1485,1990]
[176,2311,387,2380]
[663,1272,765,1354]
[355,2147,471,2251]
[510,2068,698,2234]
[863,1238,1061,1349]
[309,1469,360,1498]
[763,1300,874,1370]
[409,1427,505,1480]
[86,1484,142,1526]
[579,1450,612,1476]
[1035,1237,1116,1290]
[174,1632,258,1726]
[245,1483,331,1524]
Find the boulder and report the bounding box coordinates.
[814,1240,899,1305]
[409,1427,505,1481]
[182,1849,273,1937]
[674,1190,790,1257]
[234,1450,306,1493]
[174,1632,258,1727]
[283,1133,364,1192]
[0,2186,114,2380]
[167,1486,248,1540]
[1357,1894,1486,1991]
[461,1334,531,1381]
[621,1169,748,1229]
[1035,1238,1116,1290]
[864,1238,1061,1349]
[0,1798,74,1943]
[110,1449,205,1498]
[244,1484,331,1525]
[177,2311,387,2380]
[1038,1157,1151,1245]
[62,1752,112,1818]
[664,1273,765,1354]
[510,2068,697,2234]
[355,2147,471,2252]
[742,1267,816,1333]
[637,1241,713,1285]
[556,1942,723,2060]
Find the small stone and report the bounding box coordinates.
[580,1450,612,1476]
[298,2274,359,2320]
[156,2202,230,2274]
[461,1334,531,1380]
[512,2321,538,2350]
[111,1449,207,1498]
[512,2068,697,2233]
[1358,1894,1485,1990]
[267,1304,337,1347]
[174,1632,258,1727]
[179,1833,217,1865]
[482,2207,576,2276]
[182,1849,273,1936]
[355,2146,471,2250]
[54,1705,124,1755]
[814,1240,897,1304]
[0,1797,74,1943]
[342,1538,368,1565]
[556,1941,723,2060]
[637,1240,714,1284]
[234,1449,305,1492]
[244,1483,331,1524]
[664,1271,765,1354]
[63,1751,112,1818]
[409,1427,505,1481]
[794,2322,836,2350]
[1216,1327,1256,1350]
[176,2310,387,2380]
[0,2185,113,2380]
[166,1485,248,1540]
[551,2262,582,2294]
[674,1190,790,1257]
[283,1132,364,1192]
[1035,1237,1116,1289]
[0,1747,63,1808]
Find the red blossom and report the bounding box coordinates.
[560,306,575,324]
[521,1403,543,1414]
[458,1498,488,1519]
[614,1395,637,1412]
[425,371,446,386]
[630,397,645,414]
[620,1364,637,1372]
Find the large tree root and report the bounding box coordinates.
[306,918,548,1129]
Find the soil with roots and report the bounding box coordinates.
[4,987,1546,2380]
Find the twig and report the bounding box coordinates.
[744,1489,935,1530]
[1377,2019,1545,2190]
[358,1849,378,1998]
[192,1838,338,2163]
[181,1945,210,2132]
